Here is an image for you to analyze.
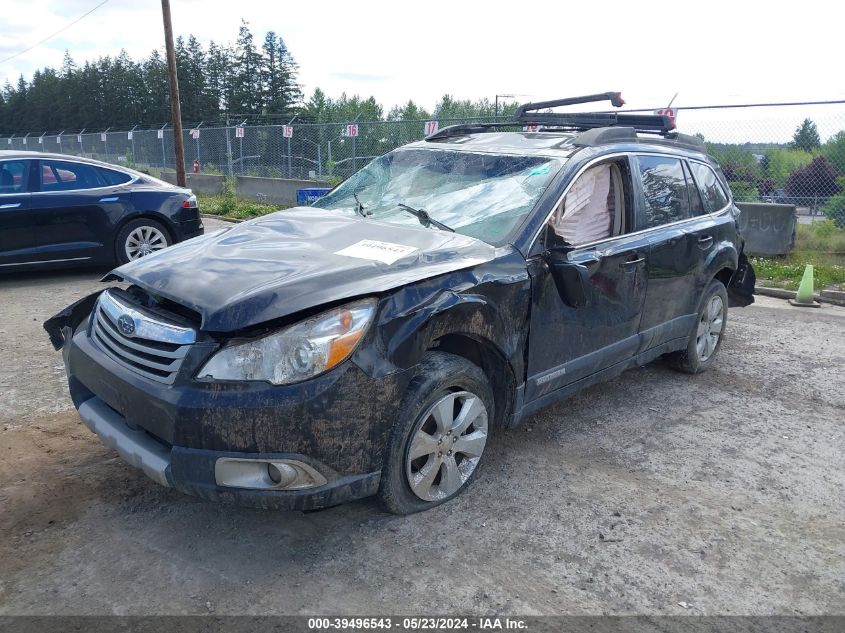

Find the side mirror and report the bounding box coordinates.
[545,249,590,308]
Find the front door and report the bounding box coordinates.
[525,156,648,402]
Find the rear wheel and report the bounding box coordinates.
[116,218,172,264]
[378,352,493,515]
[666,280,728,374]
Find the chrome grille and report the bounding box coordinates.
[91,289,196,384]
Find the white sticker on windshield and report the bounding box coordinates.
[335,240,418,265]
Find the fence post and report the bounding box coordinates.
[160,123,167,169]
[129,124,138,164]
[225,116,233,178]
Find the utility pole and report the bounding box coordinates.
[161,0,186,187]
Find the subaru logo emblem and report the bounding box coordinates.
[117,314,136,337]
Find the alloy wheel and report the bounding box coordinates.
[405,390,489,501]
[125,226,167,260]
[696,294,725,362]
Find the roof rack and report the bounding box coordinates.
[426,91,686,144]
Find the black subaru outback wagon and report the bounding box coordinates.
[46,93,755,515]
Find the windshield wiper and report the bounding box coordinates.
[353,193,370,218]
[397,204,454,232]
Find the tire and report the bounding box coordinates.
[666,279,729,374]
[115,218,172,265]
[378,351,494,515]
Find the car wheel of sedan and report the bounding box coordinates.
[116,218,172,264]
[379,352,493,515]
[666,279,729,374]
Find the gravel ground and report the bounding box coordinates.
[1,228,843,615]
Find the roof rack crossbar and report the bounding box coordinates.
[514,92,625,118]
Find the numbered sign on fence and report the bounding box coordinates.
[523,124,539,132]
[127,131,133,140]
[100,133,107,142]
[157,129,164,139]
[38,137,43,144]
[424,120,439,136]
[235,126,244,138]
[654,108,677,127]
[77,135,82,143]
[282,126,293,138]
[56,136,61,144]
[345,123,359,138]
[191,129,200,140]
[22,138,26,145]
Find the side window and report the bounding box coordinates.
[689,162,729,213]
[39,160,103,192]
[683,161,706,216]
[636,155,690,229]
[97,168,132,186]
[0,160,30,194]
[547,160,629,246]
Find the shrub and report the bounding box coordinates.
[728,181,759,201]
[784,156,841,199]
[823,192,845,228]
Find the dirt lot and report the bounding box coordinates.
[1,226,843,615]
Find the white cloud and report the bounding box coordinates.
[1,0,843,116]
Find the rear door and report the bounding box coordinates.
[0,159,34,267]
[634,154,719,350]
[29,159,124,263]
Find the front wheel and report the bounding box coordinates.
[378,352,493,515]
[115,218,172,264]
[666,279,728,374]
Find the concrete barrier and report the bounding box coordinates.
[158,171,225,195]
[736,202,796,256]
[235,176,332,208]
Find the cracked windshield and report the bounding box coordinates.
[313,149,564,244]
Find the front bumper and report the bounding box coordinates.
[61,316,409,511]
[77,396,380,510]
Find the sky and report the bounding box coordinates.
[1,0,844,141]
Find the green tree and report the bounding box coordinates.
[821,130,845,175]
[229,21,264,115]
[261,31,301,115]
[792,118,821,152]
[765,148,814,188]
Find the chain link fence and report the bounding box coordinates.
[3,101,844,218]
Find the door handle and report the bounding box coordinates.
[619,257,645,269]
[99,196,119,203]
[698,235,714,249]
[0,203,21,209]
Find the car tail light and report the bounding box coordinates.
[182,194,198,209]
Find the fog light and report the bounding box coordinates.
[267,462,297,487]
[215,457,328,491]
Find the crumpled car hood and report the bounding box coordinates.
[106,207,498,332]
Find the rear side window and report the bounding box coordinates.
[636,156,690,229]
[689,162,730,213]
[0,160,30,194]
[683,161,706,216]
[39,160,103,192]
[97,168,132,186]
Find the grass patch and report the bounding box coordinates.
[752,220,845,291]
[795,220,845,254]
[752,255,845,291]
[197,191,280,220]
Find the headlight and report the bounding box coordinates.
[197,299,376,385]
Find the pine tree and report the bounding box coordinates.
[792,118,821,152]
[230,21,263,115]
[261,31,301,115]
